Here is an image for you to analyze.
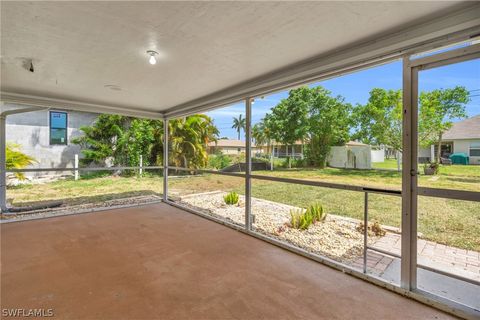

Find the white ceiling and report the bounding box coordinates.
[0,1,473,115]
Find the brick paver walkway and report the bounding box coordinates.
[354,232,480,281]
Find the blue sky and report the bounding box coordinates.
[206,58,480,140]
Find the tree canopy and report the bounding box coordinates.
[231,114,246,140]
[168,114,219,168]
[418,86,469,161]
[351,88,403,152]
[263,86,351,168]
[351,86,469,162]
[74,114,218,169]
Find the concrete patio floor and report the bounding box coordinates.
[1,203,456,319]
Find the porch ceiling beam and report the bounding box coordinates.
[164,4,480,118]
[0,92,164,119]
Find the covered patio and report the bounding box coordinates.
[1,203,454,319]
[1,1,480,319]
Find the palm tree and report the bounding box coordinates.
[252,119,272,158]
[6,143,37,180]
[169,114,219,168]
[231,114,246,140]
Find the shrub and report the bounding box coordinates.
[423,162,439,175]
[290,158,308,168]
[6,143,37,180]
[224,191,239,205]
[290,208,310,230]
[273,158,288,168]
[290,202,326,230]
[208,154,232,169]
[356,221,386,237]
[371,221,386,236]
[306,202,326,223]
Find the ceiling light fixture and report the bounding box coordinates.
[147,50,158,65]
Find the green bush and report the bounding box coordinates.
[290,158,307,168]
[289,202,326,230]
[306,202,326,222]
[290,208,310,230]
[224,191,239,205]
[6,143,37,180]
[273,158,288,168]
[208,154,232,169]
[270,158,308,169]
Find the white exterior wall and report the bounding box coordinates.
[215,146,259,157]
[219,147,244,155]
[5,104,98,178]
[371,149,385,163]
[453,139,480,165]
[328,145,372,169]
[418,147,431,158]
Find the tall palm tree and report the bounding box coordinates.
[231,114,246,140]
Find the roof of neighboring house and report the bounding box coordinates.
[209,139,369,148]
[443,115,480,140]
[208,139,259,148]
[346,141,368,146]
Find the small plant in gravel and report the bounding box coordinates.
[356,221,386,237]
[224,191,239,205]
[290,208,311,230]
[274,225,287,235]
[289,203,326,230]
[306,202,326,223]
[371,221,386,236]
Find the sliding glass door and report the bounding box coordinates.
[404,44,480,310]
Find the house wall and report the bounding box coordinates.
[418,147,431,158]
[272,145,303,158]
[371,149,385,163]
[213,146,259,157]
[220,147,244,155]
[328,145,372,169]
[5,104,98,178]
[453,139,480,165]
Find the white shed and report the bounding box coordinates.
[328,141,372,169]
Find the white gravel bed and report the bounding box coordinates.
[1,195,162,222]
[178,191,382,263]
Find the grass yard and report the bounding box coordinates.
[6,165,480,250]
[372,159,402,170]
[7,172,164,207]
[170,174,479,251]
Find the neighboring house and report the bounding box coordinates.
[209,139,303,158]
[209,138,382,170]
[5,104,99,179]
[270,141,304,159]
[208,139,261,156]
[419,115,480,165]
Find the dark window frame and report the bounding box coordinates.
[49,111,68,145]
[470,142,480,157]
[470,148,480,157]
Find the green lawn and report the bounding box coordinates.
[372,159,402,170]
[6,165,480,251]
[373,159,480,178]
[169,173,479,251]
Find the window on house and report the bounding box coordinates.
[50,111,68,145]
[470,142,480,157]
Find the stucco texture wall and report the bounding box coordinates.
[328,145,372,169]
[453,139,480,165]
[5,104,98,174]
